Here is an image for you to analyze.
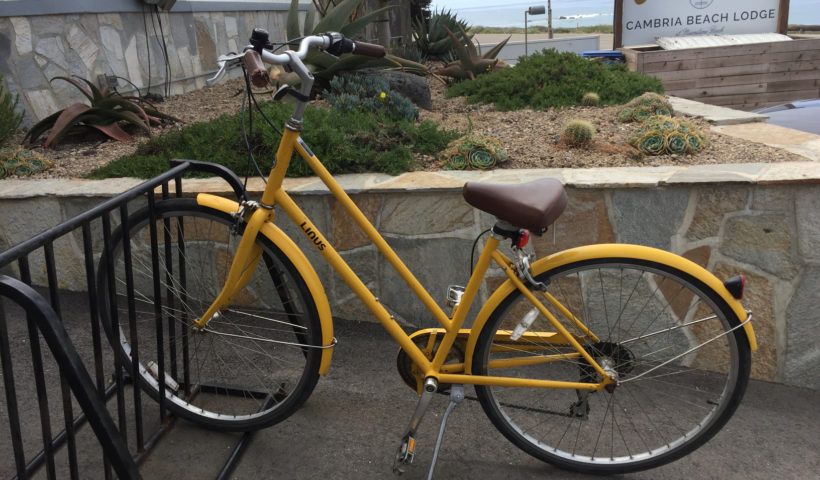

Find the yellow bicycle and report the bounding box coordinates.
[99,30,756,475]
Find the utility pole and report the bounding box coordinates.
[548,0,553,39]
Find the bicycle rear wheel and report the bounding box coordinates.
[99,198,323,431]
[473,258,751,474]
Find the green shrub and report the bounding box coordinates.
[561,119,595,147]
[444,50,664,111]
[627,115,708,155]
[0,146,53,178]
[0,76,24,147]
[89,101,459,179]
[323,74,418,122]
[440,135,508,170]
[581,92,600,107]
[617,92,673,122]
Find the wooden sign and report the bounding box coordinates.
[614,0,791,48]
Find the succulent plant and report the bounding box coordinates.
[323,74,418,122]
[413,10,472,62]
[561,119,595,146]
[23,76,177,148]
[278,0,429,93]
[581,92,600,107]
[440,135,507,170]
[0,145,53,178]
[617,92,673,123]
[434,25,509,81]
[1,75,24,148]
[628,115,708,155]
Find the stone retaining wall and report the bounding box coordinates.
[1,163,818,389]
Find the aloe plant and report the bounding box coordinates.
[1,74,24,147]
[278,0,429,92]
[413,10,471,62]
[434,25,509,81]
[24,76,177,148]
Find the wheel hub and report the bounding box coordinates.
[580,341,635,382]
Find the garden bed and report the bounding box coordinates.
[15,77,806,179]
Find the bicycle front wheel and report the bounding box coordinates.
[99,198,323,431]
[473,257,751,474]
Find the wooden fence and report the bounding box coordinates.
[622,36,820,111]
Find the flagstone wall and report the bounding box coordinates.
[1,163,818,388]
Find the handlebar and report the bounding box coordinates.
[206,32,386,87]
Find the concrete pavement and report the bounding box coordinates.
[139,319,819,479]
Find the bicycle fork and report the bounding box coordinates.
[193,202,272,330]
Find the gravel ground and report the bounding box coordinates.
[15,76,806,180]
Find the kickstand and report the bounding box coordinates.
[427,384,464,480]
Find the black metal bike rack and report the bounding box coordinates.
[0,160,257,479]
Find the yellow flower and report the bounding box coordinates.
[379,92,386,99]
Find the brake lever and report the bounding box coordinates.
[206,52,244,86]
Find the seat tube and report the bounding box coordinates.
[431,235,500,372]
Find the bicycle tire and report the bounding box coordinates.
[473,257,751,474]
[98,198,322,431]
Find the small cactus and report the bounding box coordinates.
[581,92,600,107]
[0,146,53,178]
[561,119,595,147]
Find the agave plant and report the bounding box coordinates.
[413,9,472,62]
[434,25,509,81]
[24,76,177,148]
[277,0,429,92]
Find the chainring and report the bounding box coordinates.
[396,330,465,394]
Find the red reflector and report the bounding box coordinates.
[516,229,530,248]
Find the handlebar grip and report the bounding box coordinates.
[243,50,269,88]
[353,41,386,58]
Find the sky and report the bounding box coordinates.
[430,0,820,29]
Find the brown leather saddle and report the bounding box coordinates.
[462,178,567,234]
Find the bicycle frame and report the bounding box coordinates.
[193,126,618,393]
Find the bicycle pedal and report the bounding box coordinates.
[392,434,416,475]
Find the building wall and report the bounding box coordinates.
[0,2,309,126]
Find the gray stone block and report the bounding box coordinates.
[795,188,820,263]
[17,56,48,90]
[378,236,473,327]
[610,188,689,249]
[720,214,798,279]
[332,246,380,322]
[751,186,794,213]
[0,31,12,76]
[170,12,197,51]
[784,267,820,389]
[31,15,67,36]
[380,192,473,236]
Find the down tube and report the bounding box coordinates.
[271,188,433,374]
